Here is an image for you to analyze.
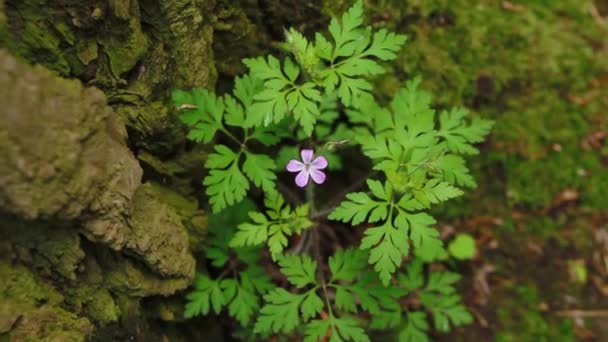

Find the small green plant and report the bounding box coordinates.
[174,1,492,340]
[447,233,477,260]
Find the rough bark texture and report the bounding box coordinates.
[0,48,197,340]
[0,0,295,338]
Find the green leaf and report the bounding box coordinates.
[225,74,264,127]
[278,254,318,288]
[243,55,291,126]
[230,192,312,258]
[397,258,425,292]
[413,178,463,207]
[420,293,473,332]
[332,316,370,342]
[229,212,270,247]
[447,233,477,260]
[425,271,461,295]
[305,319,331,342]
[360,221,409,285]
[431,154,476,188]
[291,82,322,136]
[406,212,444,262]
[243,152,276,192]
[437,108,494,155]
[327,0,365,60]
[221,279,259,326]
[335,286,357,313]
[206,199,257,267]
[365,29,408,60]
[328,186,389,225]
[398,311,429,342]
[316,0,405,108]
[204,162,249,213]
[241,265,274,294]
[329,248,369,282]
[254,288,303,334]
[172,88,225,143]
[184,275,225,318]
[301,291,324,321]
[244,56,321,134]
[205,144,237,169]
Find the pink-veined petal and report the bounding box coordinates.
[309,168,326,184]
[311,156,328,170]
[295,170,310,187]
[286,160,305,172]
[300,149,314,164]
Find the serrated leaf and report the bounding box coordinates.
[365,29,407,60]
[398,311,429,342]
[335,286,357,313]
[172,88,225,143]
[329,191,388,225]
[332,316,370,342]
[420,293,473,332]
[360,221,409,285]
[414,179,463,207]
[219,278,259,326]
[432,154,476,188]
[254,288,303,334]
[397,259,425,292]
[206,199,257,267]
[184,275,225,318]
[243,55,291,126]
[301,292,324,321]
[204,162,249,213]
[230,212,270,247]
[406,212,444,262]
[243,152,276,192]
[305,319,331,342]
[317,0,404,108]
[327,0,364,60]
[437,108,494,155]
[278,254,318,288]
[369,307,402,330]
[329,248,369,282]
[425,271,461,295]
[230,192,312,258]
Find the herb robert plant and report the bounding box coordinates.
[172,1,493,341]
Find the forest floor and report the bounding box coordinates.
[440,205,608,341]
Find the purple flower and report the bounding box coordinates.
[286,149,328,188]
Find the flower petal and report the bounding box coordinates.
[309,168,326,185]
[286,160,305,172]
[300,149,314,164]
[311,156,328,170]
[295,170,310,187]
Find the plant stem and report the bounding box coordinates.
[220,127,244,148]
[307,182,316,216]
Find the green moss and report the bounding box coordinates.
[0,262,93,340]
[496,285,574,342]
[66,284,120,325]
[1,216,85,280]
[98,5,149,78]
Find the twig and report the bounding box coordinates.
[555,309,608,318]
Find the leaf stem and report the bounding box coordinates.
[221,127,245,148]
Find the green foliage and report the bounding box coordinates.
[447,233,477,260]
[175,1,491,340]
[330,79,491,284]
[230,190,313,259]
